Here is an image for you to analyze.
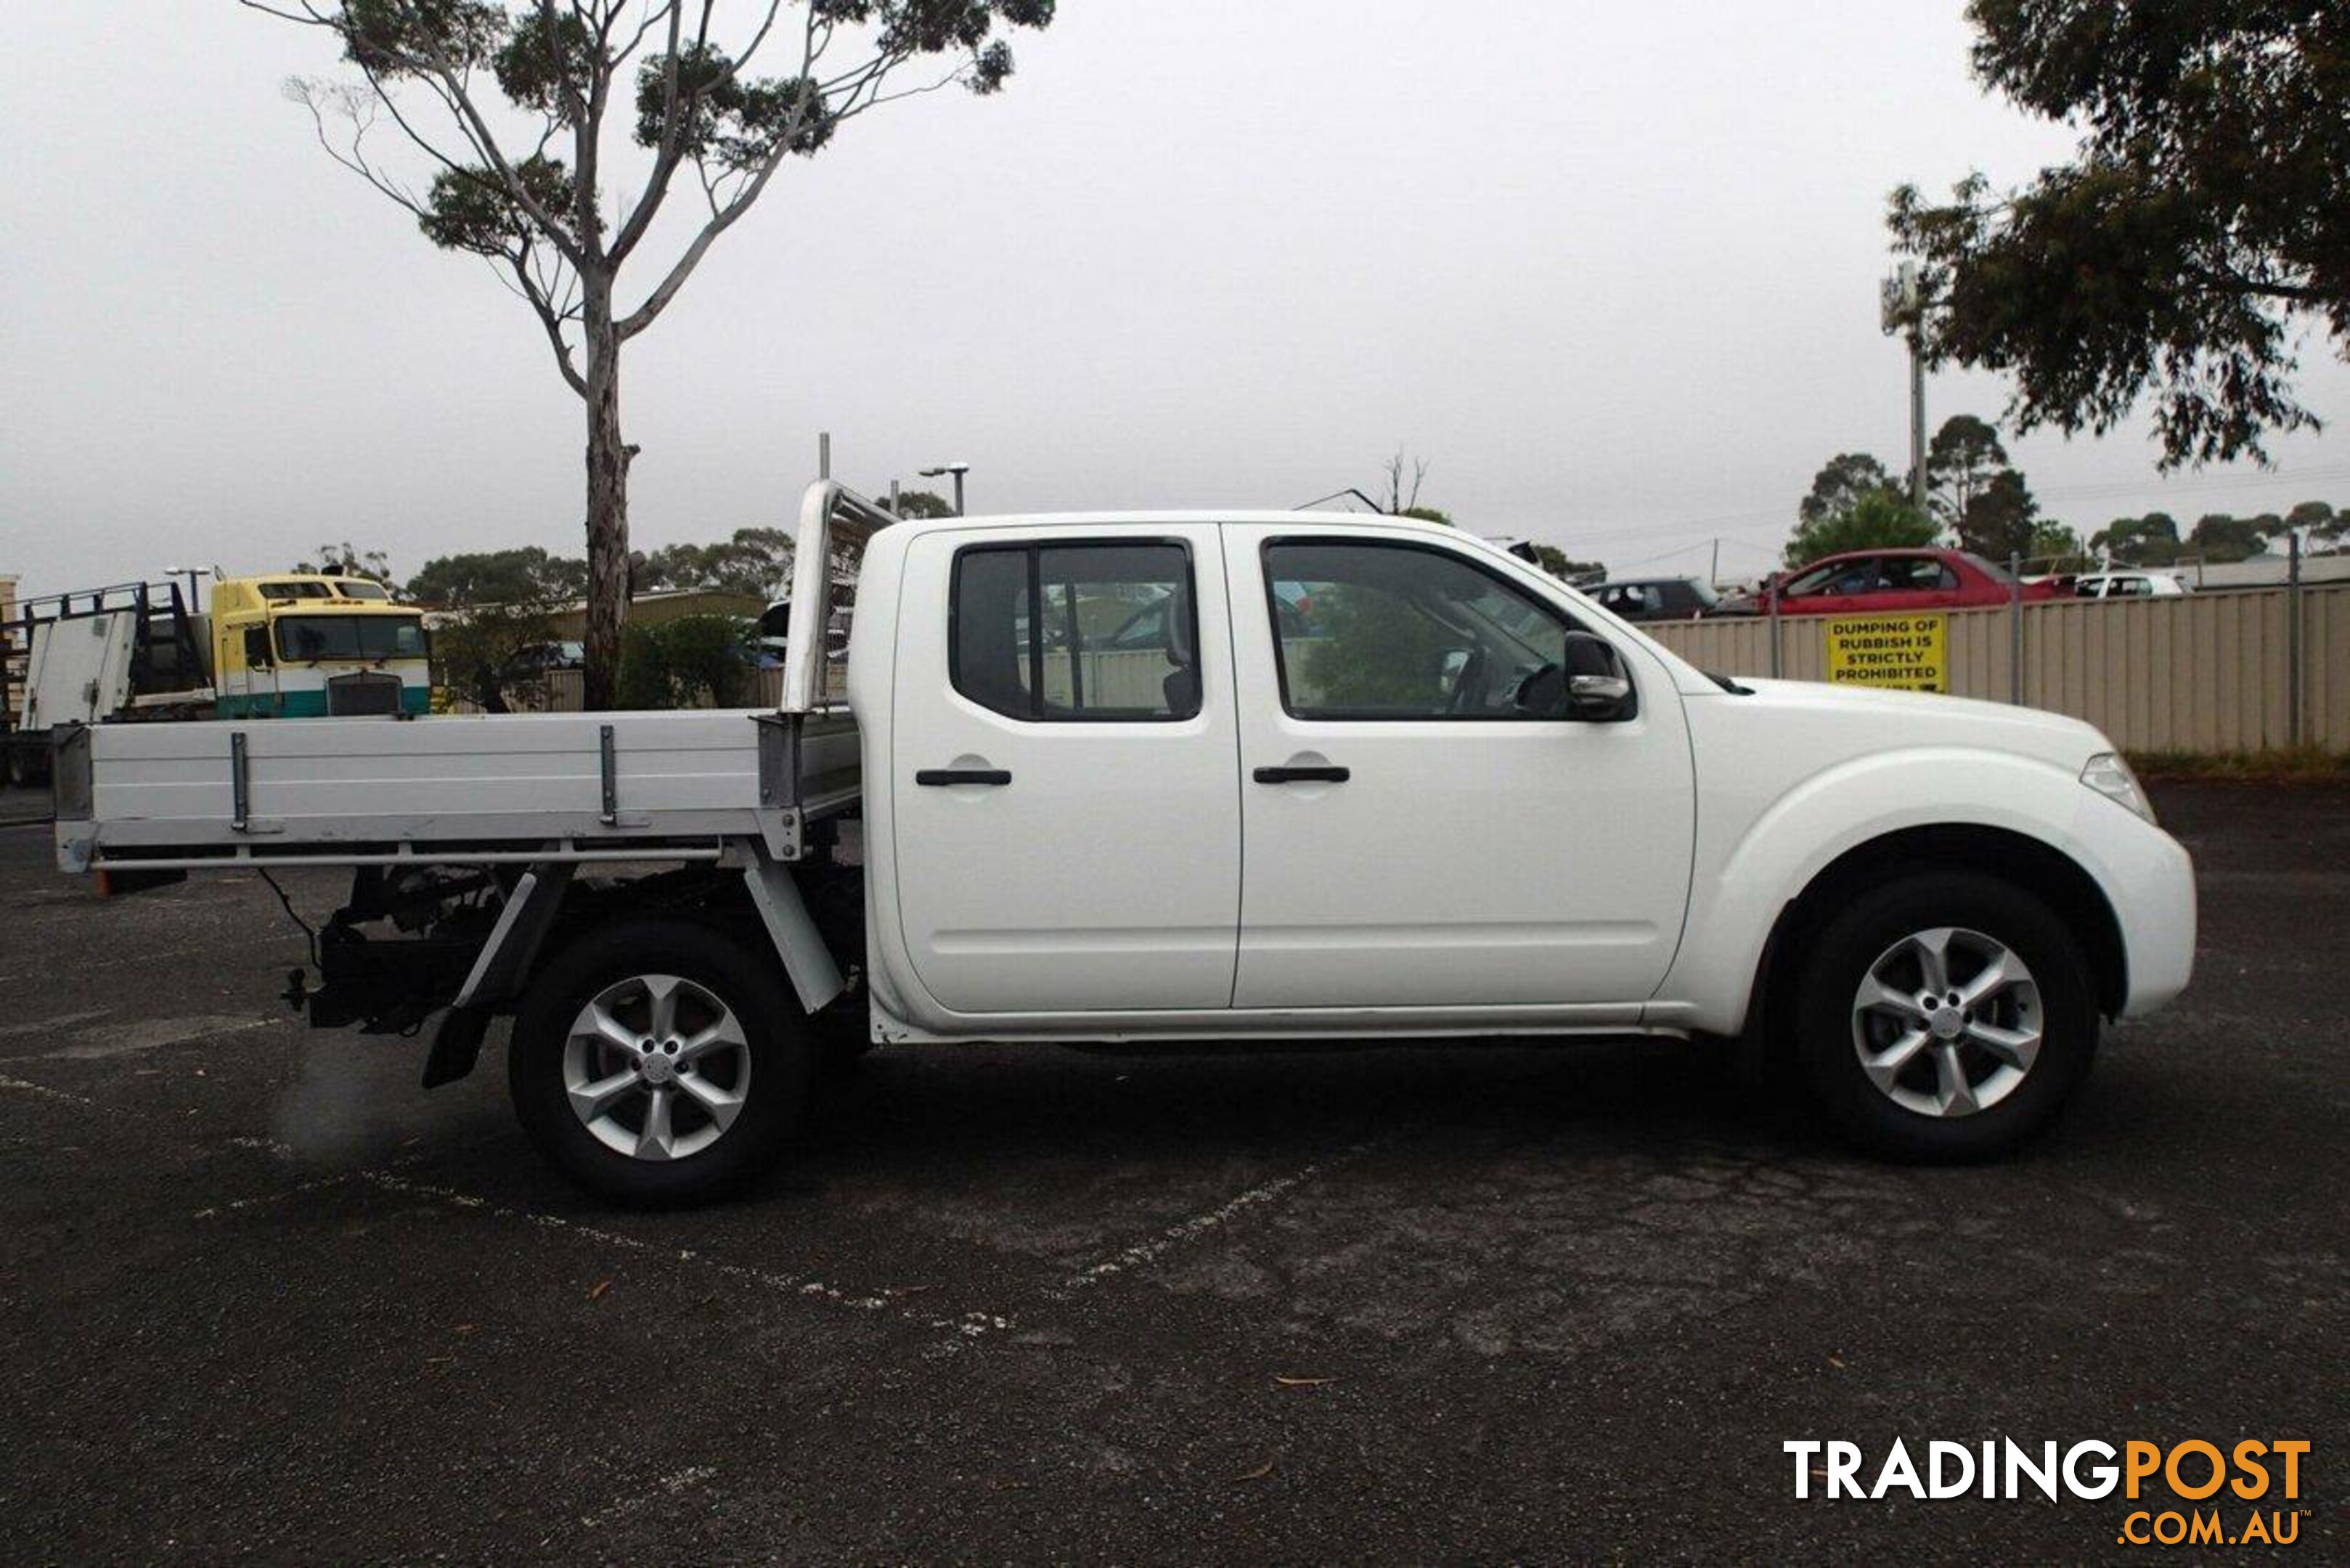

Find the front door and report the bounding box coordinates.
[1225,527,1695,1013]
[216,618,280,718]
[890,523,1241,1015]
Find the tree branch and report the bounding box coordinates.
[510,251,592,397]
[615,1,818,337]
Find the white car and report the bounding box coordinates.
[2074,571,2190,599]
[57,483,2198,1201]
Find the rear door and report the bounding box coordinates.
[890,524,1241,1014]
[1875,555,1965,610]
[1225,527,1695,1012]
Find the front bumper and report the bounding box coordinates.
[2094,809,2197,1019]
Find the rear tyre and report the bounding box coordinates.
[510,918,816,1205]
[7,740,50,790]
[1792,871,2097,1163]
[814,992,877,1071]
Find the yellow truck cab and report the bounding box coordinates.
[211,575,431,718]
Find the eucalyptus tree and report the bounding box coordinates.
[251,0,1055,704]
[1890,1,2348,470]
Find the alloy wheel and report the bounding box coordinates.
[1850,926,2043,1118]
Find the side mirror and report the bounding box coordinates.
[1437,647,1472,696]
[1562,632,1634,721]
[242,626,273,669]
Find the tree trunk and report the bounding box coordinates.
[580,273,632,711]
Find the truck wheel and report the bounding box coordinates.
[509,919,816,1205]
[1792,871,2097,1163]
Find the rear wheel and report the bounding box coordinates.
[1793,872,2097,1162]
[510,919,815,1204]
[7,739,50,790]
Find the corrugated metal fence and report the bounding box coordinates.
[1645,584,2349,753]
[502,583,2346,754]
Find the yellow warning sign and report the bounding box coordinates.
[1824,613,1947,691]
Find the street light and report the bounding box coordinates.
[918,462,971,517]
[162,564,212,612]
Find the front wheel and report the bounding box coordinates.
[510,918,816,1204]
[1792,872,2097,1163]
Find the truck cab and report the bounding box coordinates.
[209,574,431,718]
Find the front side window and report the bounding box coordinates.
[275,614,428,661]
[950,542,1199,722]
[1776,557,1851,595]
[1263,540,1585,719]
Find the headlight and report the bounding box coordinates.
[2081,751,2154,823]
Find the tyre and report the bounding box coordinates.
[1792,871,2097,1163]
[7,740,49,791]
[510,918,816,1204]
[812,982,876,1071]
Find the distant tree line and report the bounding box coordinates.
[1788,417,2342,571]
[312,488,955,610]
[303,486,953,711]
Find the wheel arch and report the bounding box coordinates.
[1746,824,2128,1045]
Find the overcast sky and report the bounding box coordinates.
[6,2,2347,599]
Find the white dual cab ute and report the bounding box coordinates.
[54,483,2197,1201]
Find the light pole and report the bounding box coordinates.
[162,564,211,612]
[919,462,971,516]
[1882,261,1928,516]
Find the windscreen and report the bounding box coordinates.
[276,613,427,661]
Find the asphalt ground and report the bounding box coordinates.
[0,780,2341,1561]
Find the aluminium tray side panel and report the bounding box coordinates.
[83,709,770,846]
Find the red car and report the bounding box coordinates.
[1715,547,2064,618]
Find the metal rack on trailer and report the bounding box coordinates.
[5,578,211,786]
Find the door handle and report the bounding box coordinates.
[1253,764,1350,784]
[915,768,1012,786]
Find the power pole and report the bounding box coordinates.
[1708,537,1721,589]
[1883,261,1927,515]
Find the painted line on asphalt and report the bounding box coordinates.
[38,1015,286,1061]
[1048,1131,1398,1302]
[578,1464,719,1532]
[0,1008,111,1040]
[211,1135,1020,1355]
[360,1168,1016,1352]
[0,1073,94,1106]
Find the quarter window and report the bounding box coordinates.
[950,542,1199,722]
[1262,541,1586,720]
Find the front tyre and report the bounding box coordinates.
[510,919,815,1204]
[1793,872,2097,1163]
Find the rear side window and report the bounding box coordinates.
[950,542,1200,722]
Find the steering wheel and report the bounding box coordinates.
[1444,648,1489,715]
[1508,661,1562,714]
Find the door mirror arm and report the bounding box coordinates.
[1560,632,1636,722]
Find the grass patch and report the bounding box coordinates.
[2128,746,2350,783]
